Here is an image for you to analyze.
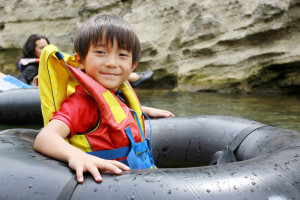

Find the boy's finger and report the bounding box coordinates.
[87,165,103,182]
[76,166,84,183]
[110,160,130,171]
[96,161,123,175]
[77,176,84,183]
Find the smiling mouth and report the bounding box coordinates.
[101,72,119,77]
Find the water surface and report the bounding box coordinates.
[1,90,299,132]
[136,90,300,132]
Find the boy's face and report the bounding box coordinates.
[76,37,137,91]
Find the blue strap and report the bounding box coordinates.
[129,109,153,155]
[135,142,148,153]
[142,113,153,155]
[87,145,130,160]
[124,115,156,169]
[125,126,136,146]
[115,90,121,96]
[87,141,148,160]
[55,51,64,60]
[129,109,145,141]
[130,109,155,167]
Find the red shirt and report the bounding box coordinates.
[52,85,99,137]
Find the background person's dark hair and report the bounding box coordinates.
[22,34,50,58]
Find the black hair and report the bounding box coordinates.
[22,34,50,58]
[74,14,141,65]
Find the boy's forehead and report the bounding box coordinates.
[92,38,132,52]
[94,35,115,46]
[92,39,115,48]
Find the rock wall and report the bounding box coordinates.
[1,0,300,93]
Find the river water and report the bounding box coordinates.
[137,90,300,133]
[1,90,300,132]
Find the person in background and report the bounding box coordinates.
[17,34,50,85]
[128,69,153,88]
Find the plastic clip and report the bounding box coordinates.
[55,51,64,60]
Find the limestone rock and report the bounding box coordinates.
[0,0,299,93]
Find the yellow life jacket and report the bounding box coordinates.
[39,44,78,126]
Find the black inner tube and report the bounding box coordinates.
[0,115,299,200]
[0,88,43,125]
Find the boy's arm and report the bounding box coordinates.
[141,106,174,118]
[34,119,130,183]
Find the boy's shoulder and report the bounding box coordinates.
[69,85,94,102]
[61,85,96,109]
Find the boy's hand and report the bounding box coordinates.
[141,106,174,118]
[34,119,130,183]
[68,153,130,183]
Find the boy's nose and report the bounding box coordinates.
[105,54,117,68]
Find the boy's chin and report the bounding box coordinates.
[102,84,120,92]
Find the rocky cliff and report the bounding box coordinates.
[1,0,300,93]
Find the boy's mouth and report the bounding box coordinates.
[101,72,119,77]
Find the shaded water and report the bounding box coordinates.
[136,90,300,133]
[1,90,300,132]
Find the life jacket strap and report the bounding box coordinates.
[143,112,153,156]
[87,142,149,160]
[87,112,156,169]
[125,126,156,170]
[87,145,130,160]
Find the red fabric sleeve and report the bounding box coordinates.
[51,86,99,137]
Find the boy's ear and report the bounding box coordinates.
[74,53,85,70]
[132,61,138,71]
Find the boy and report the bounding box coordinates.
[34,14,173,183]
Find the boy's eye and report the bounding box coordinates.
[119,53,129,57]
[97,50,105,54]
